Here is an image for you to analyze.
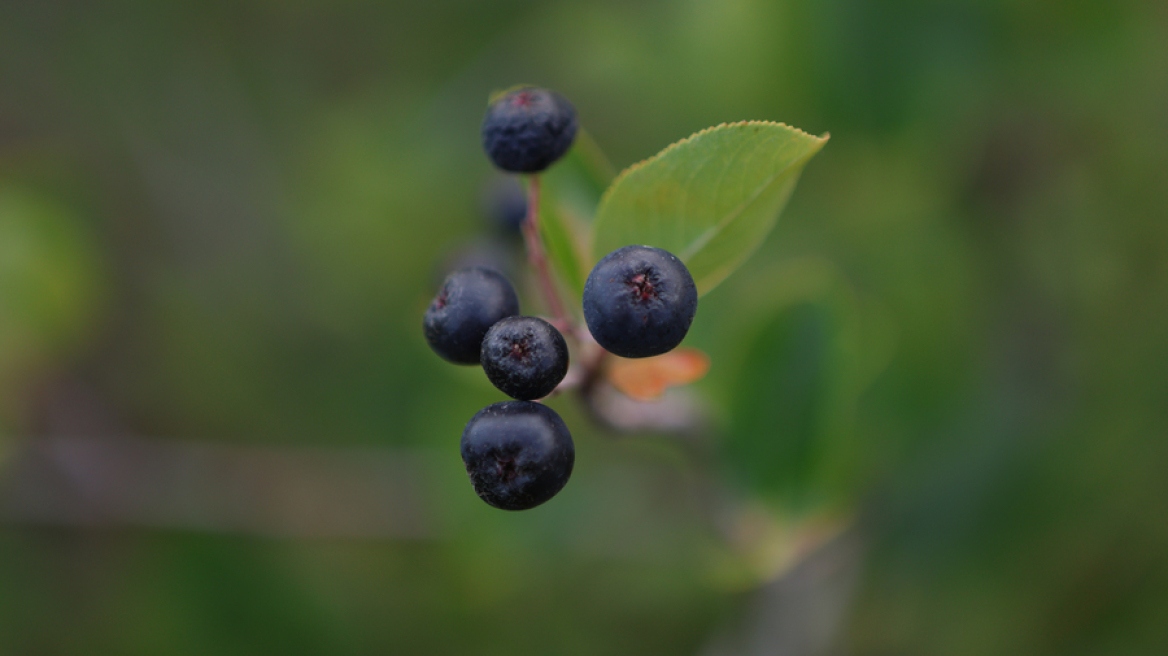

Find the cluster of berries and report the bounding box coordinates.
[424,87,698,511]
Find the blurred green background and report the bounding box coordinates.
[2,0,1166,654]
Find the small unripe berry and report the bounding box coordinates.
[482,177,527,236]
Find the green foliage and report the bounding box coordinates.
[541,120,844,519]
[2,1,1166,654]
[697,256,892,517]
[538,121,826,313]
[534,132,612,299]
[0,186,106,397]
[734,302,837,501]
[590,122,828,295]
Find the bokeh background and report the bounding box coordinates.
[2,1,1166,654]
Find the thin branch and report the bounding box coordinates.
[521,174,570,327]
[0,434,439,539]
[519,174,613,403]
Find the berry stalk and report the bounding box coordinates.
[517,174,608,398]
[520,175,571,329]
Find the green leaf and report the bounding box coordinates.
[537,182,588,299]
[537,129,616,299]
[728,302,839,509]
[591,122,827,295]
[715,258,894,513]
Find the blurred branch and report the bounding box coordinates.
[700,528,863,656]
[0,434,440,540]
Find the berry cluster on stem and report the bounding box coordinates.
[425,85,698,510]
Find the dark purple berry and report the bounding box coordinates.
[582,245,698,358]
[461,401,575,511]
[482,87,578,173]
[424,267,519,365]
[481,316,569,400]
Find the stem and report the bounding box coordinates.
[520,174,610,405]
[578,337,610,397]
[521,174,570,327]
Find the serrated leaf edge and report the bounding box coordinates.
[597,121,830,213]
[680,142,824,262]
